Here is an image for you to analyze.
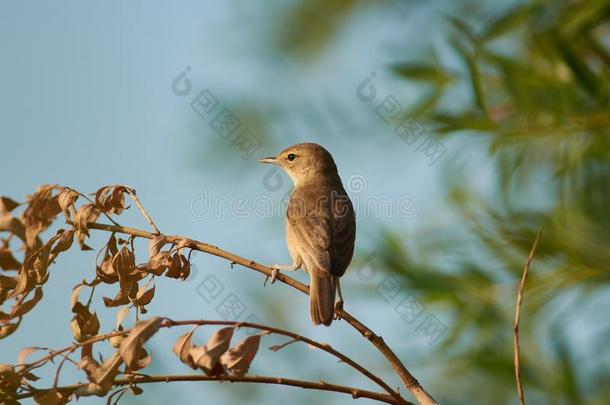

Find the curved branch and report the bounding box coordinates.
[21,318,408,404]
[84,221,438,405]
[18,374,406,404]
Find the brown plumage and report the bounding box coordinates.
[260,143,356,326]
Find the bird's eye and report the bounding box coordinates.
[287,153,297,161]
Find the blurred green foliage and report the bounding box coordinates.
[384,0,610,403]
[191,0,610,403]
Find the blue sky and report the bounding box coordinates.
[0,1,522,404]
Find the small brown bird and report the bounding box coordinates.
[260,143,356,326]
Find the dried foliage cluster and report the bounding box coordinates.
[0,185,435,405]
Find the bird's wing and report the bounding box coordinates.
[331,193,355,277]
[287,191,333,274]
[287,189,355,278]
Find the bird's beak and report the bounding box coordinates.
[258,156,278,165]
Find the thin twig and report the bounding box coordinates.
[514,229,542,405]
[269,338,299,352]
[82,221,437,404]
[18,374,408,404]
[124,188,160,235]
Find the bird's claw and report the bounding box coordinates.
[271,268,280,283]
[264,268,280,287]
[334,300,344,320]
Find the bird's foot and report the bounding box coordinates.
[334,299,344,320]
[264,268,280,287]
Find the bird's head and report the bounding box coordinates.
[259,143,338,186]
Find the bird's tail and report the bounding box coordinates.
[309,273,336,326]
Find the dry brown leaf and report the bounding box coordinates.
[166,253,182,279]
[8,268,35,299]
[172,328,197,369]
[70,304,100,342]
[23,371,40,382]
[94,186,113,212]
[148,235,167,258]
[138,251,171,276]
[74,204,97,236]
[164,253,190,280]
[0,210,26,242]
[50,229,74,255]
[113,247,138,300]
[134,284,155,306]
[56,189,79,220]
[115,306,131,329]
[178,254,191,280]
[96,252,118,284]
[0,289,7,307]
[0,197,19,213]
[22,185,62,249]
[17,346,47,366]
[189,327,234,375]
[102,288,131,308]
[34,388,73,405]
[71,284,84,311]
[109,186,129,214]
[0,246,21,270]
[107,233,118,256]
[24,222,44,250]
[109,327,125,348]
[133,347,152,370]
[0,321,19,338]
[219,334,262,377]
[95,186,130,215]
[73,204,100,250]
[10,287,43,317]
[0,275,17,289]
[32,243,52,284]
[0,366,21,403]
[112,247,136,279]
[82,312,101,338]
[78,351,122,396]
[0,363,21,396]
[119,316,163,370]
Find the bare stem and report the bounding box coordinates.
[19,374,407,404]
[124,188,160,235]
[514,229,542,405]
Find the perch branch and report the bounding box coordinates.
[81,221,437,404]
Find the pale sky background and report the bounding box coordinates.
[0,1,571,404]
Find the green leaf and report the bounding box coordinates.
[480,4,536,41]
[390,62,454,85]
